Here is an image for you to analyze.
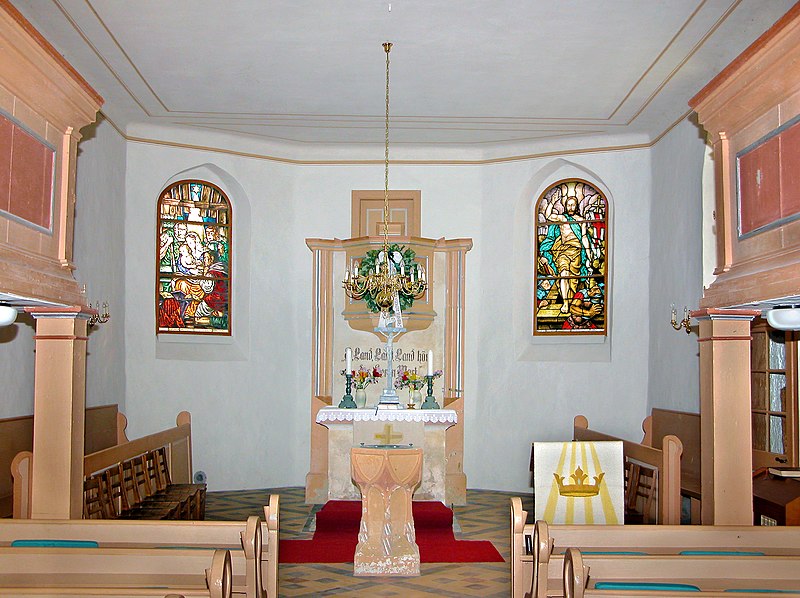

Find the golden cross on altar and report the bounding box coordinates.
[374,424,403,445]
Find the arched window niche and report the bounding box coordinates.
[512,160,613,362]
[534,179,608,336]
[155,164,251,362]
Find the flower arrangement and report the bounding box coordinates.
[341,365,383,390]
[395,368,442,391]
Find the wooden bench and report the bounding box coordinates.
[1,404,122,518]
[0,494,279,598]
[13,411,206,520]
[562,547,800,597]
[573,414,683,524]
[511,497,800,598]
[0,545,232,598]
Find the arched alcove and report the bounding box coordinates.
[155,164,252,361]
[512,159,615,362]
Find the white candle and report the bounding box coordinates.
[346,347,352,372]
[427,350,433,376]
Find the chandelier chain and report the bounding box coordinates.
[342,42,427,314]
[383,42,392,249]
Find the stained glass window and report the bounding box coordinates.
[157,181,231,335]
[534,179,607,335]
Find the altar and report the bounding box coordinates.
[316,406,457,503]
[304,202,472,507]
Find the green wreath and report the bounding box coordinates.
[358,243,419,313]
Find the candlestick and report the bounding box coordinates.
[339,372,356,409]
[427,350,433,376]
[421,374,440,409]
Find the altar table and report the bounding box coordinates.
[315,407,457,502]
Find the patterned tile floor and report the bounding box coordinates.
[205,487,534,597]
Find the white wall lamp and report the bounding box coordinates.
[0,305,18,327]
[765,306,800,331]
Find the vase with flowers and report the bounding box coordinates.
[341,365,383,408]
[395,369,432,408]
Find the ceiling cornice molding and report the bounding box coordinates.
[117,113,693,166]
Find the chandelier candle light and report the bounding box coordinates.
[342,42,428,409]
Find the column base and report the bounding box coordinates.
[354,551,420,577]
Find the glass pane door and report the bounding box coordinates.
[751,322,798,469]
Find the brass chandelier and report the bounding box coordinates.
[343,42,427,314]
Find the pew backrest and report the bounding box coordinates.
[510,497,800,598]
[650,408,701,499]
[84,411,194,483]
[13,411,199,520]
[0,546,232,598]
[562,547,800,598]
[573,414,683,524]
[0,493,279,598]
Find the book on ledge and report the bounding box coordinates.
[768,467,800,478]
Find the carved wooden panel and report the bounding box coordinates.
[0,112,55,231]
[0,3,101,306]
[351,190,421,238]
[691,4,800,308]
[738,118,800,237]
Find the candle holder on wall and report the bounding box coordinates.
[670,304,691,334]
[88,302,110,327]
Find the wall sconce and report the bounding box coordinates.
[0,304,18,327]
[765,306,800,331]
[88,302,110,327]
[671,304,691,334]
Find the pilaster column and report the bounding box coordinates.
[26,305,93,519]
[443,239,471,506]
[694,308,760,525]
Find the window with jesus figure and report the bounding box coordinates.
[534,179,607,336]
[156,180,231,336]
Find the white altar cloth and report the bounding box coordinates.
[315,407,457,502]
[316,407,457,425]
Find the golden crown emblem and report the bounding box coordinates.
[554,466,605,497]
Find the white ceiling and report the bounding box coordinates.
[9,0,797,150]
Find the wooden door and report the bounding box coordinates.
[751,320,798,469]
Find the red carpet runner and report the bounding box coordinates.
[279,500,504,564]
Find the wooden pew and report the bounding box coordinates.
[0,546,232,598]
[0,494,279,598]
[1,404,122,518]
[13,411,205,520]
[563,547,800,597]
[511,497,800,598]
[573,414,683,524]
[646,408,701,522]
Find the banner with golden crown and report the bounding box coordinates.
[533,441,624,524]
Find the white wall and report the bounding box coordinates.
[0,115,127,420]
[647,117,705,414]
[123,143,486,490]
[73,116,128,410]
[473,151,653,491]
[124,144,298,489]
[0,314,34,418]
[116,124,706,493]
